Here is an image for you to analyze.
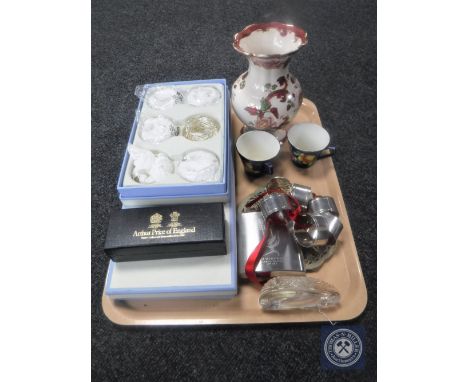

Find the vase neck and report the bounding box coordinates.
[247,56,290,83]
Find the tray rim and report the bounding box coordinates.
[102,98,368,326]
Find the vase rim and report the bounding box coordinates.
[233,22,308,59]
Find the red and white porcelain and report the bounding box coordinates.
[231,22,308,137]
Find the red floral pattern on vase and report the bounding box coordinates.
[231,22,307,132]
[242,74,302,129]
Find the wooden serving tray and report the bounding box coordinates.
[102,99,367,325]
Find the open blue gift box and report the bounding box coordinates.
[117,79,231,205]
[105,160,238,300]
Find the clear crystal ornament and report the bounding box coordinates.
[259,276,340,311]
[181,114,220,141]
[186,86,221,106]
[145,86,182,110]
[139,115,178,144]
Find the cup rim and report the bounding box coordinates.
[287,123,330,153]
[236,130,281,161]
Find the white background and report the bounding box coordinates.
[0,0,467,380]
[379,0,468,380]
[0,1,90,381]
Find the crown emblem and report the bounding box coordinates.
[167,211,182,227]
[150,213,163,224]
[170,211,180,221]
[148,213,163,229]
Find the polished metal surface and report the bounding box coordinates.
[291,183,313,209]
[237,211,265,278]
[237,206,306,278]
[258,192,291,219]
[294,211,343,247]
[321,211,343,244]
[239,186,341,280]
[298,228,330,248]
[308,196,339,216]
[294,214,329,248]
[254,222,306,275]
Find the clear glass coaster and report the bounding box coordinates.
[181,114,220,141]
[187,86,221,106]
[176,149,220,183]
[259,276,340,311]
[127,145,174,184]
[139,115,178,144]
[145,86,183,110]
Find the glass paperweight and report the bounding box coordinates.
[127,145,174,184]
[145,86,183,110]
[259,276,340,311]
[187,86,221,106]
[176,149,220,183]
[181,114,220,141]
[139,115,178,144]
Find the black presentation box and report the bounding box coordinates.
[104,203,226,262]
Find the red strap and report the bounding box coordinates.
[245,220,270,285]
[245,188,280,209]
[244,192,302,286]
[288,194,301,221]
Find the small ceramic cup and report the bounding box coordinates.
[287,123,336,168]
[236,130,281,176]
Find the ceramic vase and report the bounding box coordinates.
[231,22,308,139]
